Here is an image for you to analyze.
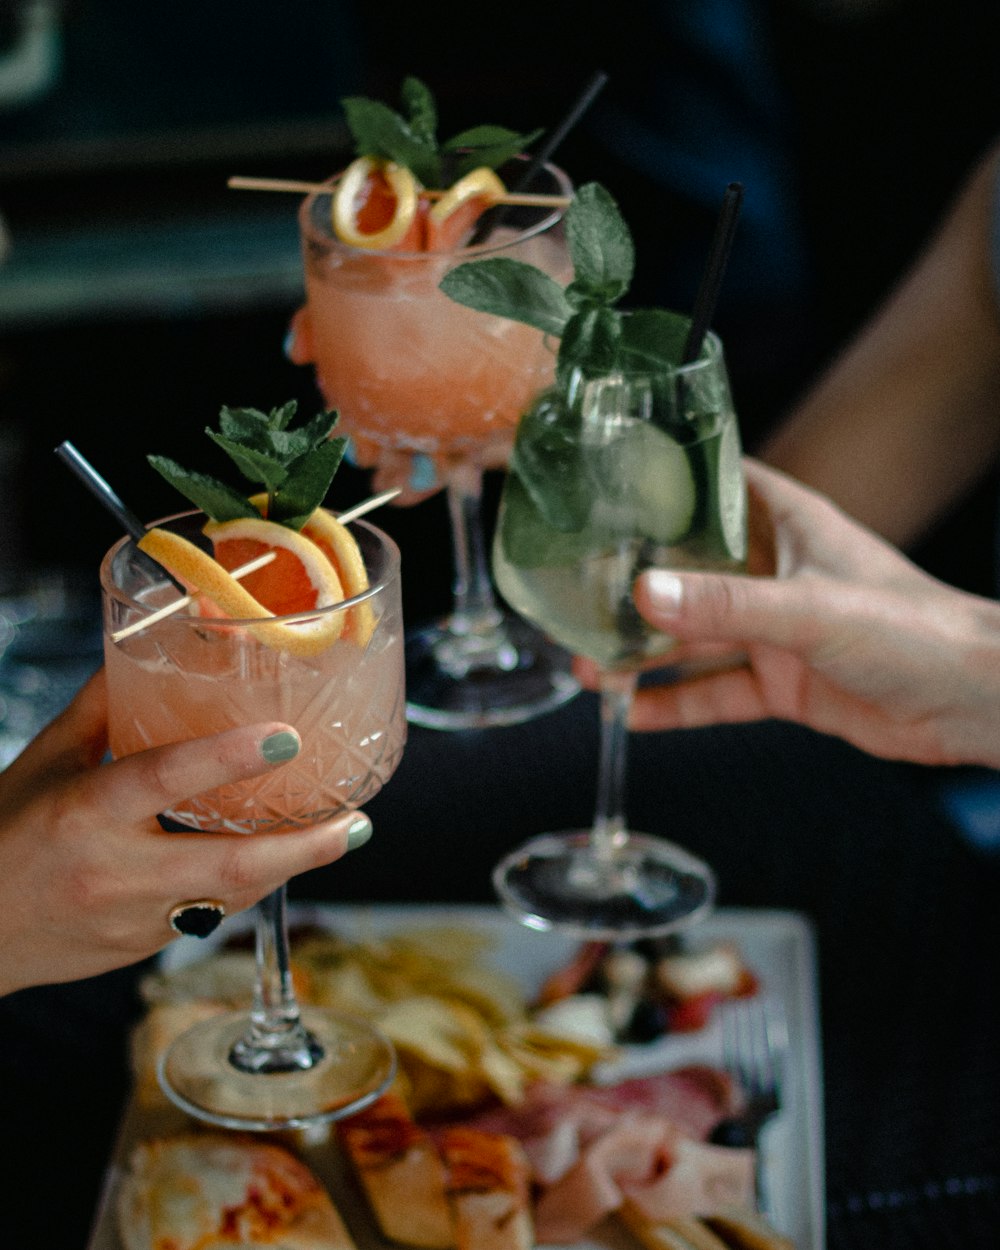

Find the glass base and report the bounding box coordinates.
[493,829,716,940]
[158,1007,396,1131]
[404,613,579,730]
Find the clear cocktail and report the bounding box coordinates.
[493,334,746,670]
[491,334,746,938]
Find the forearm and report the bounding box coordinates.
[763,142,1000,548]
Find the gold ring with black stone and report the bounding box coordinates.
[168,899,227,938]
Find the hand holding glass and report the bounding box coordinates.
[492,333,746,938]
[101,514,406,1129]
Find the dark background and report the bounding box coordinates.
[1,2,999,1247]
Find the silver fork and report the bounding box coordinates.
[709,996,787,1150]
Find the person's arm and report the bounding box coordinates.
[573,461,1000,769]
[762,140,1000,548]
[0,671,371,996]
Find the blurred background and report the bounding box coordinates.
[4,12,1000,1243]
[2,0,1000,748]
[3,0,1000,579]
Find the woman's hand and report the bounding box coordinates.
[577,460,1000,769]
[0,671,371,996]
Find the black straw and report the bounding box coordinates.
[55,441,148,541]
[55,441,185,589]
[682,181,745,364]
[468,69,609,246]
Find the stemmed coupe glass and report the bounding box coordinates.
[101,511,406,1130]
[491,333,746,939]
[294,160,579,730]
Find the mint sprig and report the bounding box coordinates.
[148,402,347,531]
[342,76,541,188]
[438,182,692,382]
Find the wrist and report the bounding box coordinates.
[948,596,1000,769]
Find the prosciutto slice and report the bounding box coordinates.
[433,1067,746,1242]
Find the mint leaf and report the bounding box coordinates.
[207,432,288,494]
[619,308,692,370]
[558,306,622,378]
[509,391,589,532]
[401,76,437,145]
[269,438,348,529]
[444,125,542,178]
[565,183,633,303]
[150,403,346,530]
[440,258,572,336]
[147,456,259,523]
[498,471,591,569]
[342,80,539,186]
[341,96,441,186]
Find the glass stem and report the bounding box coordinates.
[445,460,503,637]
[432,461,519,680]
[591,670,637,862]
[229,885,322,1073]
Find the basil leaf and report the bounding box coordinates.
[440,258,572,336]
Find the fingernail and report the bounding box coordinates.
[260,731,300,763]
[346,814,373,850]
[342,437,358,466]
[643,570,684,615]
[409,453,438,492]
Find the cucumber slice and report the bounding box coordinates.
[717,416,747,560]
[595,420,697,545]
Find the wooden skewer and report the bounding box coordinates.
[110,487,401,643]
[227,174,571,209]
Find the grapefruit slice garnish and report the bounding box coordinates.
[138,518,348,657]
[332,156,422,250]
[301,508,376,646]
[246,494,376,647]
[425,166,505,251]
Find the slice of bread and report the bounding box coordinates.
[439,1128,534,1250]
[337,1091,453,1248]
[703,1207,796,1249]
[618,1200,732,1250]
[117,1132,354,1250]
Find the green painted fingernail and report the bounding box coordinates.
[346,815,373,850]
[261,731,300,763]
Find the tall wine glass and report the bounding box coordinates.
[101,513,406,1130]
[492,333,745,939]
[295,161,579,730]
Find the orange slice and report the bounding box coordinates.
[138,519,347,657]
[332,156,422,250]
[302,507,376,646]
[425,166,505,251]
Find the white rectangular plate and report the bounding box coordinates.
[88,904,825,1250]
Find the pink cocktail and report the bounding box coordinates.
[101,512,406,1130]
[294,162,579,730]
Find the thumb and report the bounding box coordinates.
[634,567,827,653]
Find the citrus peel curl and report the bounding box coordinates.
[138,511,371,657]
